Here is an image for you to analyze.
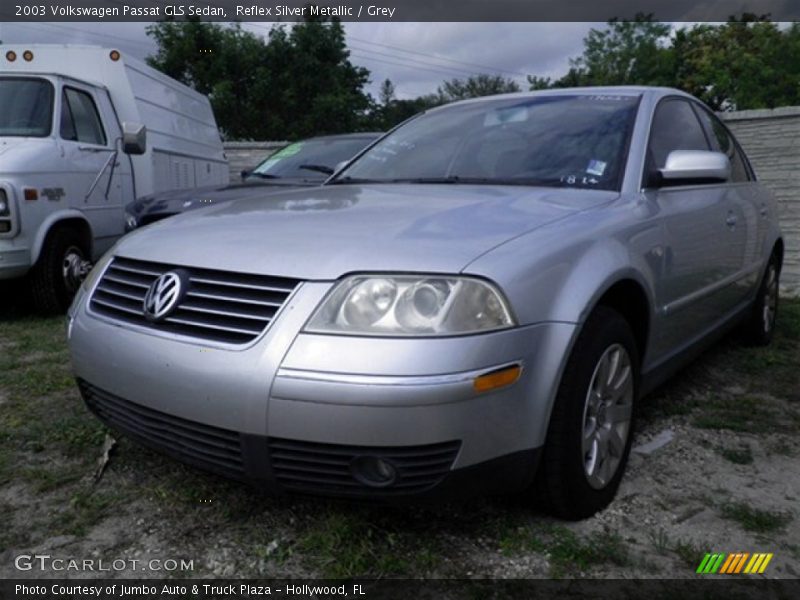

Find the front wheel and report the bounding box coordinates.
[29,228,87,314]
[536,306,639,520]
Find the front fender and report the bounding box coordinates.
[465,220,659,327]
[30,210,92,265]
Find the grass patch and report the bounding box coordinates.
[720,502,793,533]
[717,444,754,465]
[641,299,800,426]
[648,528,671,555]
[59,488,127,537]
[20,465,85,492]
[673,538,708,568]
[692,395,797,434]
[288,508,444,578]
[497,520,628,576]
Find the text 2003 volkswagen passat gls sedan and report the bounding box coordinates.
[68,87,783,519]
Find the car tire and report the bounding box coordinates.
[740,254,780,347]
[29,227,86,315]
[536,306,639,520]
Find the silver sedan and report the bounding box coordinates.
[67,87,783,519]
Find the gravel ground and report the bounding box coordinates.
[1,285,798,580]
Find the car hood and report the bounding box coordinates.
[126,180,320,216]
[118,184,617,280]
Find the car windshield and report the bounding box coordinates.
[0,78,54,137]
[248,137,376,180]
[339,94,640,191]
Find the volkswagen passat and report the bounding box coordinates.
[68,87,783,519]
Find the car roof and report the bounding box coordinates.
[433,86,696,111]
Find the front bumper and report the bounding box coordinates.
[0,244,31,279]
[68,281,576,500]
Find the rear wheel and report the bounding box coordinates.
[29,227,87,314]
[740,255,780,347]
[536,306,638,520]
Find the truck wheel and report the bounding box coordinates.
[535,306,639,520]
[740,255,780,347]
[30,228,87,315]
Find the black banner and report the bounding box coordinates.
[2,0,800,23]
[2,579,800,600]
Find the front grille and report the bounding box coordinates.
[90,256,300,344]
[268,438,461,496]
[78,380,245,479]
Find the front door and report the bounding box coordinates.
[644,97,745,359]
[58,82,131,258]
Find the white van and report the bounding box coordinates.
[0,45,228,312]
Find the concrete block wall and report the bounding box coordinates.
[223,141,289,183]
[723,107,800,296]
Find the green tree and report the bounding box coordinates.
[529,14,674,89]
[674,16,800,110]
[146,20,267,139]
[147,17,372,140]
[437,74,521,102]
[527,15,800,112]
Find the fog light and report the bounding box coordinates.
[350,455,397,487]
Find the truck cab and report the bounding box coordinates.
[0,46,227,313]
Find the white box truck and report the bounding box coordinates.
[0,45,228,312]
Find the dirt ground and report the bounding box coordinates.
[0,282,798,580]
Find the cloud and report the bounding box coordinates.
[0,21,591,99]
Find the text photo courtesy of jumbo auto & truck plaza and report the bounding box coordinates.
[2,1,800,599]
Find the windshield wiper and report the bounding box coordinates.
[298,164,334,175]
[247,172,280,179]
[329,176,384,185]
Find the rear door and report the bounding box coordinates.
[693,105,764,303]
[643,98,743,357]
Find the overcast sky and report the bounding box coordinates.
[0,22,597,99]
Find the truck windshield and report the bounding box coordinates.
[0,78,54,137]
[338,94,640,192]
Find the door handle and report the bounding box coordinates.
[760,203,768,217]
[725,213,738,228]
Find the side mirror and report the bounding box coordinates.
[659,150,730,184]
[122,122,147,155]
[241,170,250,180]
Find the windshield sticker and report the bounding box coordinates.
[586,160,607,176]
[256,158,279,171]
[484,106,528,126]
[561,174,600,186]
[272,143,303,159]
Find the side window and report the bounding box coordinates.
[60,88,106,146]
[694,106,751,182]
[647,99,710,172]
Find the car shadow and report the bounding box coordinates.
[0,279,39,321]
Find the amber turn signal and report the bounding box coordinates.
[473,364,522,393]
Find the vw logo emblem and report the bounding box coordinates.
[143,271,183,321]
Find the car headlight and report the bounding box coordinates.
[124,211,138,232]
[306,275,515,336]
[0,189,9,216]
